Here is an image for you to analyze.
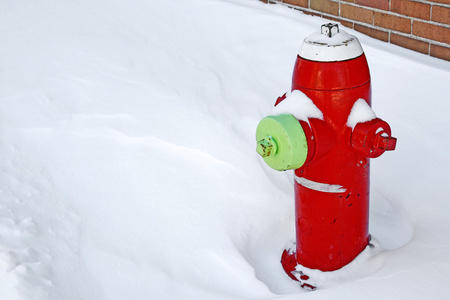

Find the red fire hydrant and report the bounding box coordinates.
[256,23,396,289]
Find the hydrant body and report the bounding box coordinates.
[288,54,372,272]
[256,24,396,287]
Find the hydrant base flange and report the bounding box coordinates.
[281,249,316,290]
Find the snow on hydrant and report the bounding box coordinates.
[255,23,397,289]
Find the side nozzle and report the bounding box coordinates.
[351,118,397,158]
[256,114,308,171]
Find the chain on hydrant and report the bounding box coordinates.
[256,23,397,289]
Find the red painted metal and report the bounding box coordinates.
[352,118,397,158]
[279,53,396,284]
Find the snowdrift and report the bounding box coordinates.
[1,0,449,299]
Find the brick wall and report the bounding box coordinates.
[262,0,450,61]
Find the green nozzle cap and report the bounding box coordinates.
[256,114,308,171]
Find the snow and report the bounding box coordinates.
[1,0,450,299]
[272,90,323,123]
[347,99,377,129]
[292,237,385,289]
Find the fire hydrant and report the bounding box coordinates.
[256,23,396,288]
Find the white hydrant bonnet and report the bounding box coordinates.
[298,23,364,62]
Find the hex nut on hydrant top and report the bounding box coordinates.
[255,23,397,290]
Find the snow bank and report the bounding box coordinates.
[1,0,450,299]
[290,237,386,289]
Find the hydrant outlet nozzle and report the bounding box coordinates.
[257,136,278,157]
[351,118,396,158]
[255,114,308,171]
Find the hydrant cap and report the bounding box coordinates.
[299,23,364,62]
[256,114,308,171]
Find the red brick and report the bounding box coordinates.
[354,24,389,41]
[310,0,339,16]
[341,3,374,24]
[355,0,389,11]
[390,33,430,54]
[326,16,355,29]
[283,0,309,8]
[430,44,450,61]
[429,0,450,5]
[391,0,431,20]
[432,5,450,24]
[374,12,412,33]
[303,10,323,17]
[413,20,450,44]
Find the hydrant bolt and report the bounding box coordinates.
[321,23,339,38]
[374,133,397,151]
[257,136,277,157]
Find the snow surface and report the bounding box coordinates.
[1,0,450,299]
[272,90,323,123]
[347,98,377,129]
